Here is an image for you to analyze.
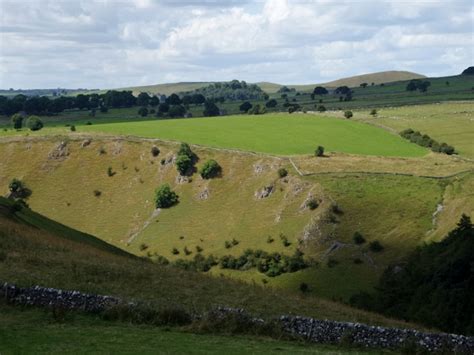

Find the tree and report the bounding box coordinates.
[344,110,353,119]
[315,146,324,157]
[203,100,220,117]
[313,86,328,95]
[192,94,206,105]
[25,116,43,131]
[158,102,170,114]
[168,105,186,118]
[154,184,179,208]
[11,113,23,129]
[176,155,192,176]
[249,104,266,115]
[200,159,222,179]
[335,86,351,95]
[265,99,278,108]
[8,178,31,199]
[166,93,181,105]
[360,83,368,88]
[353,232,366,244]
[138,107,148,117]
[137,92,151,106]
[149,96,160,107]
[239,101,252,112]
[370,109,377,116]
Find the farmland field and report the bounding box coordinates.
[76,114,427,157]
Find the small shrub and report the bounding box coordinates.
[151,146,160,157]
[98,146,106,155]
[266,236,274,244]
[70,125,76,132]
[344,110,353,119]
[370,109,377,116]
[107,167,115,177]
[196,245,203,253]
[139,243,149,251]
[299,282,309,293]
[353,232,366,245]
[231,238,239,246]
[200,159,222,179]
[138,107,149,117]
[317,105,326,112]
[25,116,43,131]
[353,258,363,264]
[327,258,339,268]
[184,246,192,256]
[172,247,180,255]
[160,158,166,165]
[93,190,101,197]
[306,198,319,210]
[369,240,384,252]
[277,168,288,178]
[86,121,92,125]
[225,241,232,249]
[280,234,291,247]
[315,145,324,157]
[154,184,179,208]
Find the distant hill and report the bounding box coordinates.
[113,71,426,95]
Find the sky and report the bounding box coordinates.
[0,0,472,89]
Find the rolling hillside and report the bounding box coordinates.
[1,135,471,300]
[111,70,426,95]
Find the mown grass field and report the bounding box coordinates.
[75,114,426,157]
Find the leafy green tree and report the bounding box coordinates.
[158,102,170,114]
[239,101,252,112]
[138,107,148,117]
[277,168,288,178]
[168,104,186,118]
[313,86,328,95]
[176,155,193,175]
[360,83,368,88]
[154,184,179,208]
[137,92,151,106]
[166,93,181,105]
[203,100,220,116]
[265,99,277,108]
[315,146,324,157]
[200,159,222,179]
[335,86,350,95]
[11,113,23,129]
[353,232,366,244]
[25,116,43,131]
[149,96,160,107]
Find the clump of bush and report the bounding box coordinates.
[400,128,455,155]
[151,146,160,157]
[93,190,102,197]
[353,232,366,245]
[8,178,32,200]
[344,110,353,119]
[200,159,222,179]
[172,247,180,255]
[70,125,76,132]
[176,142,197,176]
[299,282,309,293]
[369,240,384,252]
[107,167,116,177]
[370,109,377,116]
[315,146,324,157]
[277,168,288,178]
[154,184,179,208]
[306,198,319,210]
[25,116,43,131]
[280,233,291,247]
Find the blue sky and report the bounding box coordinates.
[0,0,472,89]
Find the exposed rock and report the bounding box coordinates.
[81,139,92,148]
[253,164,264,174]
[176,175,191,184]
[198,188,209,200]
[112,141,122,155]
[255,185,273,199]
[48,141,69,160]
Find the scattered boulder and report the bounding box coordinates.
[198,188,209,200]
[255,185,273,199]
[81,139,92,148]
[48,141,69,160]
[176,175,191,184]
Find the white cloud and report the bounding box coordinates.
[0,0,472,88]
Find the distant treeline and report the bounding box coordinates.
[400,128,456,155]
[0,91,137,116]
[181,80,268,101]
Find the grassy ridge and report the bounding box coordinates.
[78,114,426,157]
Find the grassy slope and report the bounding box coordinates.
[355,102,474,159]
[77,114,427,157]
[0,304,392,355]
[1,136,471,301]
[0,202,417,329]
